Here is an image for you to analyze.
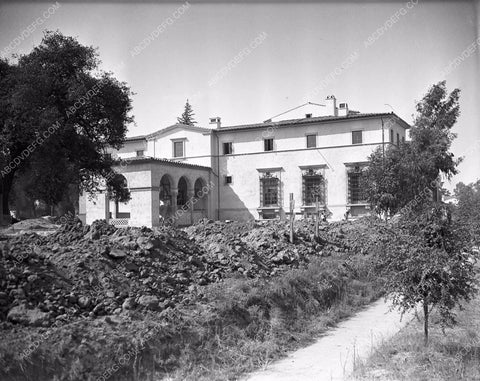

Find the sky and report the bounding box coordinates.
[0,0,479,190]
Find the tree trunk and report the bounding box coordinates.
[423,299,429,346]
[1,173,14,217]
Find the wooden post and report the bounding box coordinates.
[0,193,3,226]
[289,193,294,243]
[315,195,319,238]
[105,190,110,224]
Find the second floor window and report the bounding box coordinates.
[223,142,233,155]
[173,141,184,158]
[352,130,363,145]
[264,138,274,151]
[306,134,317,148]
[390,129,394,143]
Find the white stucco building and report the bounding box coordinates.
[80,96,410,227]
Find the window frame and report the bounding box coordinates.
[352,130,363,145]
[172,140,185,158]
[346,165,367,205]
[225,175,232,185]
[264,138,274,152]
[306,134,317,148]
[260,176,280,207]
[302,170,325,206]
[223,142,233,155]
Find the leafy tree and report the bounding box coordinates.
[453,180,480,245]
[177,99,196,126]
[373,202,478,345]
[0,31,133,216]
[364,81,461,218]
[367,82,478,345]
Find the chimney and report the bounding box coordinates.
[338,102,349,117]
[209,117,221,128]
[325,95,338,116]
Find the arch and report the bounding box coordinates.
[159,173,174,221]
[111,174,130,220]
[177,176,189,206]
[159,174,174,205]
[193,177,208,211]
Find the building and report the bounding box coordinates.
[80,96,410,227]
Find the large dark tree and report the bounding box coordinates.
[0,31,133,216]
[364,81,461,218]
[177,99,196,126]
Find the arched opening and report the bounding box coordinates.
[160,175,172,205]
[193,178,207,211]
[109,174,130,225]
[177,177,188,206]
[159,174,173,221]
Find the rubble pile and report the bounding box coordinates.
[0,217,385,328]
[185,220,321,276]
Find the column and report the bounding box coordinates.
[170,188,178,226]
[188,188,195,225]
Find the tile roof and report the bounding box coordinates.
[216,112,410,132]
[124,112,410,140]
[114,156,212,171]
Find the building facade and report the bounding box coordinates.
[80,96,410,227]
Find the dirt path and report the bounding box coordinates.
[244,299,414,381]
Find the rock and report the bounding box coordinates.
[122,297,136,310]
[7,305,49,326]
[137,295,160,310]
[108,248,127,259]
[27,274,39,283]
[78,296,91,309]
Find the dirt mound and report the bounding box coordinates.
[0,217,387,328]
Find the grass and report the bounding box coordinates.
[353,296,480,381]
[0,253,380,381]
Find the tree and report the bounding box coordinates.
[364,81,461,218]
[177,99,196,126]
[373,202,477,345]
[365,82,478,345]
[453,180,480,246]
[0,31,133,216]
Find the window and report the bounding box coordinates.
[225,175,232,185]
[264,138,274,151]
[223,142,233,155]
[390,129,394,143]
[136,150,144,157]
[396,133,400,146]
[260,173,279,206]
[402,136,405,144]
[352,130,363,144]
[306,134,317,148]
[302,169,325,205]
[347,167,366,204]
[173,141,184,158]
[305,113,312,118]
